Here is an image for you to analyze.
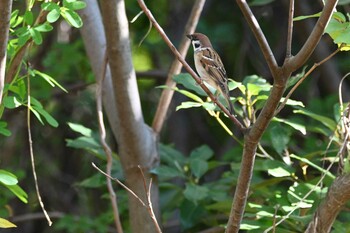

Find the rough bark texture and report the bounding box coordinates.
[306,174,350,233]
[0,0,12,105]
[99,1,160,233]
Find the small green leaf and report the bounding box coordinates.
[151,166,185,179]
[190,159,208,179]
[61,8,83,28]
[0,121,11,137]
[293,12,321,21]
[29,28,42,45]
[190,145,213,160]
[34,70,68,92]
[183,183,208,204]
[0,170,18,185]
[32,104,59,127]
[263,160,294,177]
[269,123,290,155]
[23,11,33,25]
[176,101,202,111]
[70,1,87,10]
[294,109,337,131]
[67,122,92,137]
[35,23,53,32]
[273,117,306,135]
[78,173,106,188]
[0,218,17,228]
[47,8,61,23]
[173,73,207,96]
[6,185,28,203]
[3,96,22,109]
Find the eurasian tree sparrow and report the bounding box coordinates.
[187,33,234,114]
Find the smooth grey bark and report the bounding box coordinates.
[81,1,159,232]
[0,0,12,105]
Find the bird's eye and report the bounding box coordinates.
[193,41,200,48]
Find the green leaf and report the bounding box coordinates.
[0,218,17,228]
[273,117,306,135]
[6,185,28,203]
[159,144,187,166]
[0,121,11,137]
[23,10,33,25]
[32,104,59,127]
[61,8,83,28]
[243,75,271,96]
[293,12,321,21]
[78,173,106,188]
[42,2,60,11]
[35,23,53,32]
[263,160,294,177]
[151,166,185,179]
[189,159,208,179]
[70,1,87,10]
[67,122,93,137]
[190,145,213,160]
[290,154,335,179]
[34,70,68,92]
[173,73,207,96]
[176,101,202,111]
[0,170,18,185]
[183,183,208,204]
[269,123,290,155]
[47,8,61,23]
[3,96,22,109]
[293,109,337,131]
[29,28,42,45]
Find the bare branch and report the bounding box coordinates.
[26,67,52,226]
[152,0,206,134]
[285,0,294,59]
[0,0,12,105]
[137,0,246,132]
[275,45,342,115]
[305,174,350,233]
[92,163,162,233]
[235,0,279,79]
[285,0,338,71]
[96,52,124,233]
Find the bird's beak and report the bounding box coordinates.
[186,34,192,40]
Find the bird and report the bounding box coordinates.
[187,33,234,114]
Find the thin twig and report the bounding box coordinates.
[285,0,294,59]
[152,0,206,134]
[96,51,124,233]
[138,165,162,233]
[235,0,279,79]
[137,0,246,133]
[92,163,162,233]
[275,45,342,115]
[26,65,52,226]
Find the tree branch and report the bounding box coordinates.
[235,0,279,79]
[305,174,350,233]
[99,1,159,232]
[152,0,206,134]
[0,0,12,105]
[285,0,294,59]
[137,0,246,133]
[285,0,338,71]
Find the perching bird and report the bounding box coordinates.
[187,33,234,114]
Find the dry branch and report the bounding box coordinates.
[305,174,350,233]
[152,0,206,134]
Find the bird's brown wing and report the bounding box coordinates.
[200,48,234,113]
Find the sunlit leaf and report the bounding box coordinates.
[67,122,92,137]
[0,218,17,228]
[0,170,18,185]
